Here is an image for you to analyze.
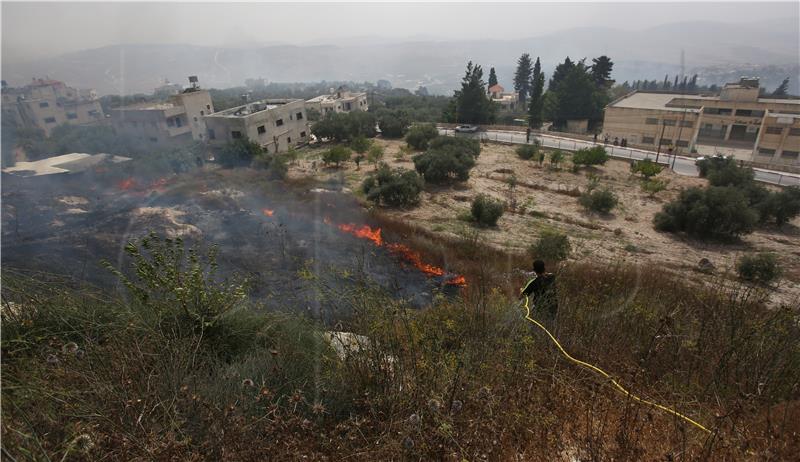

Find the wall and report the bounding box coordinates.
[204,100,310,153]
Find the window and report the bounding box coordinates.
[718,108,732,115]
[789,128,800,136]
[231,131,242,139]
[766,126,783,135]
[66,112,78,120]
[200,110,205,116]
[645,118,658,125]
[296,112,303,120]
[207,129,216,140]
[703,107,731,115]
[44,116,56,123]
[206,104,211,110]
[167,118,175,127]
[660,138,672,145]
[663,119,676,126]
[758,148,775,156]
[275,119,284,126]
[39,101,49,108]
[174,117,182,127]
[193,117,198,122]
[680,120,694,127]
[781,150,799,159]
[345,103,352,111]
[287,137,291,143]
[676,140,689,147]
[257,125,266,134]
[642,136,655,144]
[300,131,307,137]
[735,109,765,117]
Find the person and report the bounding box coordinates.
[526,127,532,143]
[613,137,619,146]
[604,135,609,145]
[520,260,558,321]
[593,132,598,143]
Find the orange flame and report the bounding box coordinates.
[262,209,275,217]
[445,275,467,286]
[386,243,445,277]
[338,223,384,246]
[118,178,136,190]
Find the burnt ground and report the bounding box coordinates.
[1,166,464,318]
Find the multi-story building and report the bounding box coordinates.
[110,79,214,148]
[603,78,800,168]
[1,78,105,136]
[305,86,368,116]
[203,99,309,153]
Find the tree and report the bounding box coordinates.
[514,53,533,106]
[405,124,439,150]
[322,145,352,167]
[378,112,408,138]
[516,142,540,160]
[528,57,545,128]
[579,188,618,214]
[488,67,498,88]
[549,150,565,168]
[350,135,371,155]
[366,144,385,169]
[653,186,758,239]
[312,112,377,142]
[362,164,424,207]
[216,139,262,168]
[471,194,504,226]
[572,146,609,167]
[413,137,480,184]
[630,159,664,179]
[590,55,614,88]
[453,62,496,124]
[641,178,669,197]
[544,57,607,129]
[771,77,790,97]
[530,229,571,261]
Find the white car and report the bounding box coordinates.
[455,124,479,133]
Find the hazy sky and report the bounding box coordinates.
[2,1,798,64]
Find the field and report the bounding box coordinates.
[289,138,800,305]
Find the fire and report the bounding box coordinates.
[262,209,275,217]
[118,178,136,190]
[386,243,444,277]
[338,223,383,246]
[445,275,467,286]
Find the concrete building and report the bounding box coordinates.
[110,80,214,148]
[603,78,800,167]
[603,78,800,168]
[305,86,368,116]
[203,99,309,153]
[1,78,105,136]
[487,84,519,111]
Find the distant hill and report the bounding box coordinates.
[3,19,797,95]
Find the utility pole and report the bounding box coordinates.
[655,123,666,163]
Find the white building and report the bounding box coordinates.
[203,99,310,153]
[305,86,369,116]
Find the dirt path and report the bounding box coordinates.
[289,139,800,305]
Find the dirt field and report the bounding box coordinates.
[289,138,800,304]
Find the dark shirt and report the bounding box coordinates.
[521,273,558,318]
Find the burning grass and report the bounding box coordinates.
[3,235,798,460]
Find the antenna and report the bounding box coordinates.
[680,49,685,81]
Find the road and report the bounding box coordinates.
[438,128,800,187]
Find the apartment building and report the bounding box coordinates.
[603,78,800,168]
[110,80,214,148]
[305,86,368,116]
[203,99,309,153]
[1,78,104,136]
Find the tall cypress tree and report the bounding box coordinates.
[528,57,545,128]
[590,55,614,88]
[488,67,498,88]
[454,61,495,124]
[514,53,533,106]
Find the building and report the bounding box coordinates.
[603,78,800,168]
[110,78,214,148]
[305,86,368,116]
[487,84,519,112]
[1,78,105,136]
[203,99,309,153]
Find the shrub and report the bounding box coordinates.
[361,164,424,207]
[653,186,758,238]
[762,186,800,225]
[350,135,372,155]
[579,188,618,214]
[405,124,439,150]
[378,113,408,138]
[530,229,571,261]
[641,178,669,197]
[413,137,481,184]
[470,194,504,226]
[550,150,565,167]
[707,162,755,187]
[216,139,263,168]
[516,142,540,160]
[312,112,377,142]
[631,159,664,179]
[737,253,782,284]
[322,145,352,167]
[572,146,609,167]
[696,155,734,177]
[366,144,385,168]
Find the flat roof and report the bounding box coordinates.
[208,99,300,118]
[609,92,702,113]
[115,102,179,111]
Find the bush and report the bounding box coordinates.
[572,146,609,167]
[759,186,800,225]
[696,155,734,177]
[654,186,758,238]
[216,139,263,168]
[516,142,540,160]
[361,164,424,207]
[549,150,565,168]
[405,124,439,150]
[530,229,571,261]
[312,112,377,142]
[737,253,782,284]
[470,194,504,226]
[378,113,408,138]
[631,159,664,179]
[707,162,755,187]
[579,188,618,214]
[413,137,481,184]
[366,144,385,168]
[350,135,372,155]
[641,178,669,197]
[322,145,352,167]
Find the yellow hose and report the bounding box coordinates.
[521,296,711,434]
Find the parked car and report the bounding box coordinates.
[455,124,479,133]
